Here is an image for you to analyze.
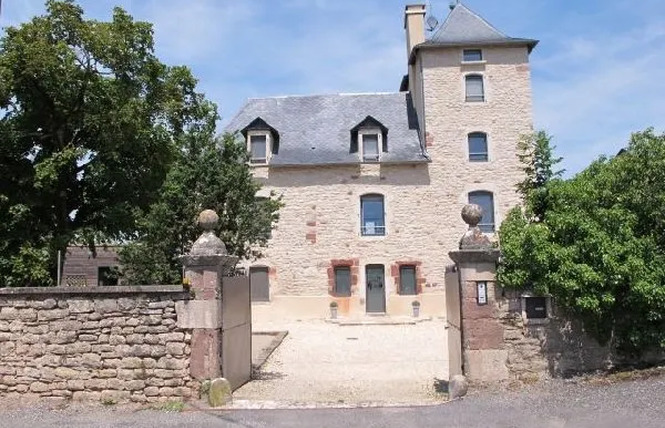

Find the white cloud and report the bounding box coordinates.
[533,23,665,174]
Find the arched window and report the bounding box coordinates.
[465,75,485,102]
[468,132,488,162]
[468,191,495,233]
[360,194,385,236]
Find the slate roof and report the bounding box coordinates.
[415,3,537,58]
[225,92,426,167]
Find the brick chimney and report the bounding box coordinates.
[404,4,426,58]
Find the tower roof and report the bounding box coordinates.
[412,2,537,61]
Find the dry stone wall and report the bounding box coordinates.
[0,286,196,403]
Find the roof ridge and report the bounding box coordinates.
[246,92,403,101]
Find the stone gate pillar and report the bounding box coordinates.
[449,204,507,382]
[178,210,238,380]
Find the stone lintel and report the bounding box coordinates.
[449,249,500,264]
[175,300,223,329]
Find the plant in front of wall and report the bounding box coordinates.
[329,301,338,319]
[412,300,421,317]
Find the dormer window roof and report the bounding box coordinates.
[224,93,427,167]
[350,116,388,162]
[241,117,279,164]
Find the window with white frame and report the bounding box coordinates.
[360,131,381,162]
[468,132,488,162]
[465,74,485,102]
[463,49,483,62]
[360,194,385,236]
[248,132,269,164]
[468,191,495,233]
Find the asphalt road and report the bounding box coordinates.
[2,375,664,428]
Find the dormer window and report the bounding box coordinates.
[249,132,269,164]
[240,117,279,165]
[360,131,381,162]
[350,116,388,162]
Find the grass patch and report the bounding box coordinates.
[584,366,665,385]
[155,400,185,413]
[101,398,117,406]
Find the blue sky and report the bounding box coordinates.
[2,0,664,175]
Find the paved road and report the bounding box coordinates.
[2,375,664,428]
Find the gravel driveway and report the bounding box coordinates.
[234,319,450,405]
[1,375,664,427]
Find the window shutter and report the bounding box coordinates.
[382,133,388,152]
[271,134,279,155]
[334,267,351,297]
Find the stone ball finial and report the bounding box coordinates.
[461,204,483,227]
[187,209,228,256]
[198,209,219,232]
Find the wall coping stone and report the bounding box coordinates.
[0,285,187,296]
[449,249,500,264]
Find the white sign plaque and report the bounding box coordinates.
[477,281,488,305]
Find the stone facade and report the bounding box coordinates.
[0,287,196,403]
[245,44,533,322]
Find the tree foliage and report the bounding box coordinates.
[498,129,665,355]
[0,1,274,286]
[119,131,282,285]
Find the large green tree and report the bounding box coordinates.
[119,132,281,285]
[0,0,214,285]
[498,129,665,355]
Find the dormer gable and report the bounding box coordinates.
[350,116,389,161]
[241,117,280,155]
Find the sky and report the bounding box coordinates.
[2,0,664,175]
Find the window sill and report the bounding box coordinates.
[249,163,270,168]
[360,234,387,239]
[465,99,486,104]
[461,60,487,66]
[524,318,550,326]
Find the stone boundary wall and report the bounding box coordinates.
[499,290,665,380]
[0,286,196,403]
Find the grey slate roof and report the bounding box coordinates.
[224,92,426,167]
[424,3,537,52]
